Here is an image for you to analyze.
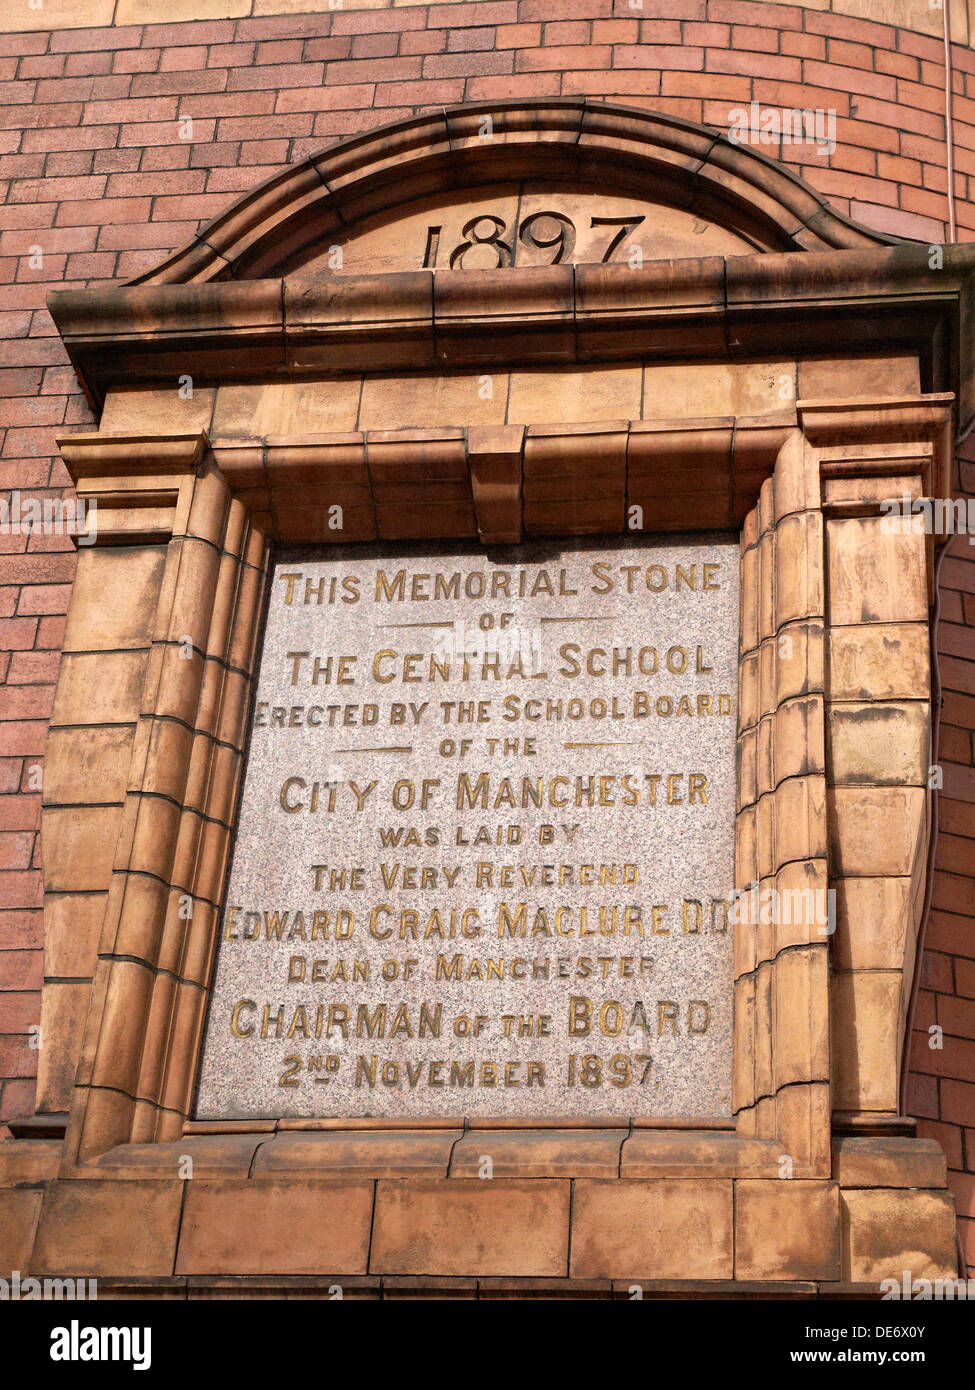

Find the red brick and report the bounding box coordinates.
[731,24,779,53]
[189,141,239,167]
[140,145,191,171]
[543,20,589,44]
[113,49,160,76]
[215,115,312,141]
[234,14,333,41]
[160,45,208,72]
[938,818,975,870]
[131,69,228,97]
[35,614,67,649]
[39,75,132,103]
[55,197,153,227]
[466,73,562,101]
[0,1039,37,1084]
[913,988,936,1030]
[21,125,119,154]
[274,85,374,115]
[0,1077,36,1124]
[878,151,924,185]
[239,139,289,165]
[311,108,411,140]
[204,165,280,194]
[905,1069,939,1119]
[81,97,179,125]
[616,44,704,71]
[179,91,275,119]
[707,0,801,28]
[142,20,237,48]
[228,62,324,91]
[0,867,42,906]
[322,55,433,80]
[0,101,84,131]
[206,43,256,68]
[0,796,39,836]
[916,1118,965,1170]
[16,56,65,79]
[427,2,517,24]
[660,72,750,101]
[939,994,975,1041]
[0,369,42,395]
[65,51,113,77]
[591,20,637,43]
[0,837,33,872]
[914,1033,975,1081]
[44,151,96,177]
[846,94,943,139]
[10,174,108,204]
[0,553,76,584]
[0,79,36,105]
[850,200,944,242]
[0,618,36,651]
[95,218,197,250]
[329,9,426,36]
[353,33,400,60]
[92,148,141,175]
[922,950,955,993]
[942,1078,975,1126]
[941,590,966,624]
[0,398,65,429]
[255,39,304,64]
[375,80,466,108]
[941,621,975,661]
[107,170,207,197]
[301,37,353,62]
[5,651,59,685]
[0,950,41,995]
[957,959,975,1000]
[114,249,163,278]
[14,582,71,616]
[943,555,975,595]
[895,28,948,64]
[50,25,143,53]
[932,873,975,920]
[801,166,899,206]
[517,45,611,72]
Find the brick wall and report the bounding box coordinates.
[1,0,974,1272]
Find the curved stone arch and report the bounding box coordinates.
[134,98,899,286]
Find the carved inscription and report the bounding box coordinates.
[196,539,738,1119]
[423,210,647,268]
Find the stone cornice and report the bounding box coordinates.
[48,245,975,433]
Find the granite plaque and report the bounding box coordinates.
[196,537,738,1119]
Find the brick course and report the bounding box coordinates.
[0,0,974,1274]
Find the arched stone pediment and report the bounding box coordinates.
[134,99,897,286]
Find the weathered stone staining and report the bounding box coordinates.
[196,537,738,1120]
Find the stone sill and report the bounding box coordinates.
[89,1129,786,1181]
[0,1129,948,1189]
